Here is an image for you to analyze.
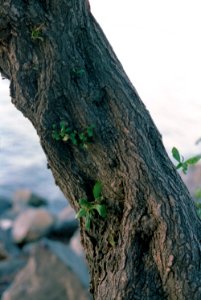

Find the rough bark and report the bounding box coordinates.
[1,0,201,299]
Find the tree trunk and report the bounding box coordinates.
[1,0,201,299]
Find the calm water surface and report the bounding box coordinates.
[0,80,66,204]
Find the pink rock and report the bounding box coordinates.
[12,208,55,244]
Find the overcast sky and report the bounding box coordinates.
[90,0,201,153]
[91,0,201,102]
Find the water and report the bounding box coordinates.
[0,80,66,206]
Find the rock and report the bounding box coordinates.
[0,226,27,297]
[41,239,90,288]
[13,190,47,208]
[57,205,76,222]
[47,206,78,242]
[0,243,8,260]
[47,219,78,242]
[0,228,21,257]
[12,208,55,244]
[2,240,91,300]
[0,197,12,216]
[69,230,84,257]
[0,257,27,297]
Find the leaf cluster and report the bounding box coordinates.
[76,182,107,231]
[172,147,201,174]
[52,121,95,149]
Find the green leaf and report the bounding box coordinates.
[65,127,71,134]
[79,133,87,142]
[195,201,201,209]
[79,198,91,208]
[195,189,201,199]
[93,204,107,218]
[70,132,78,145]
[182,162,188,174]
[176,162,183,170]
[60,131,65,138]
[87,125,95,137]
[52,132,60,140]
[93,181,103,199]
[76,208,87,219]
[85,214,92,231]
[60,121,67,129]
[186,155,201,165]
[172,147,181,162]
[197,209,201,219]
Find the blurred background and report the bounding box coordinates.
[0,1,201,299]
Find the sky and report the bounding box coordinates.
[91,0,201,102]
[90,0,201,154]
[0,0,201,154]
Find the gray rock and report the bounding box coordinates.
[46,205,78,242]
[0,208,19,223]
[2,241,91,300]
[41,239,89,288]
[12,208,55,244]
[0,242,9,260]
[0,228,21,257]
[0,257,27,297]
[0,226,27,297]
[47,218,78,242]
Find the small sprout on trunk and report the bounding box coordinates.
[172,147,201,174]
[52,122,95,149]
[76,182,107,230]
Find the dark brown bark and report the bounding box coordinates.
[1,0,201,299]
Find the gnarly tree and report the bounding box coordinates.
[1,1,201,299]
